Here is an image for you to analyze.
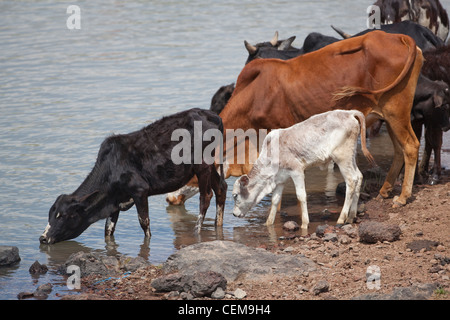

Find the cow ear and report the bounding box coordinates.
[78,190,100,205]
[433,93,444,108]
[278,36,296,50]
[240,175,249,187]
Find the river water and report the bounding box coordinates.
[1,0,449,299]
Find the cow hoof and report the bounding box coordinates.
[392,196,406,208]
[428,175,440,186]
[375,194,385,202]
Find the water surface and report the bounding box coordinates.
[1,0,449,299]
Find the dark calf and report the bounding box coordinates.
[411,75,450,184]
[40,108,227,244]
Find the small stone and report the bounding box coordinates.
[330,250,339,258]
[312,280,330,295]
[233,288,247,299]
[341,224,358,238]
[29,261,48,275]
[0,246,21,266]
[323,233,338,242]
[338,235,351,244]
[17,292,34,300]
[316,224,330,238]
[283,246,294,253]
[437,245,445,252]
[211,287,225,299]
[283,221,299,231]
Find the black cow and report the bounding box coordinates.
[40,108,227,244]
[332,20,444,51]
[412,76,450,184]
[422,43,450,87]
[373,0,449,41]
[244,31,299,64]
[210,83,235,114]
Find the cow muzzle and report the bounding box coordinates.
[39,235,54,244]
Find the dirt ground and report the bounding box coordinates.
[76,171,450,300]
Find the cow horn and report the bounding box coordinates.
[270,31,279,46]
[330,25,352,39]
[244,40,258,55]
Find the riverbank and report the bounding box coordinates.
[66,171,450,300]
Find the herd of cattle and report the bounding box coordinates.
[40,0,450,244]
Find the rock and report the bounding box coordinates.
[312,280,330,295]
[233,288,247,299]
[341,224,358,238]
[283,246,294,253]
[60,251,148,278]
[283,221,299,231]
[323,233,338,242]
[162,240,316,282]
[0,246,20,266]
[151,271,227,298]
[406,240,440,253]
[33,283,52,299]
[29,260,48,275]
[211,287,226,299]
[17,292,34,300]
[358,221,402,244]
[353,283,439,300]
[119,256,149,272]
[189,271,227,298]
[315,224,332,238]
[17,283,53,300]
[60,251,111,278]
[338,235,351,244]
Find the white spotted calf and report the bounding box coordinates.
[232,110,376,230]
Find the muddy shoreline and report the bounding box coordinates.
[59,170,450,301]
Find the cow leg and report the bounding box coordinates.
[105,210,120,237]
[428,128,443,185]
[290,171,309,230]
[211,165,227,227]
[381,120,419,207]
[266,184,284,225]
[195,167,213,233]
[335,159,363,225]
[378,123,404,199]
[412,122,426,184]
[134,195,151,238]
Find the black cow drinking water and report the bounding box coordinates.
[40,108,227,244]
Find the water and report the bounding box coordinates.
[1,0,450,300]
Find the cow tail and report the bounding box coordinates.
[354,112,377,168]
[333,35,418,102]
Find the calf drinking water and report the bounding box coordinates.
[232,110,376,230]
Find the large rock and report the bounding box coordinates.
[353,283,439,300]
[358,221,402,244]
[151,271,227,298]
[60,251,149,278]
[0,246,20,266]
[162,240,317,281]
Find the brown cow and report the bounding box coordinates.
[168,31,423,208]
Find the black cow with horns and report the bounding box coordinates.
[40,108,227,244]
